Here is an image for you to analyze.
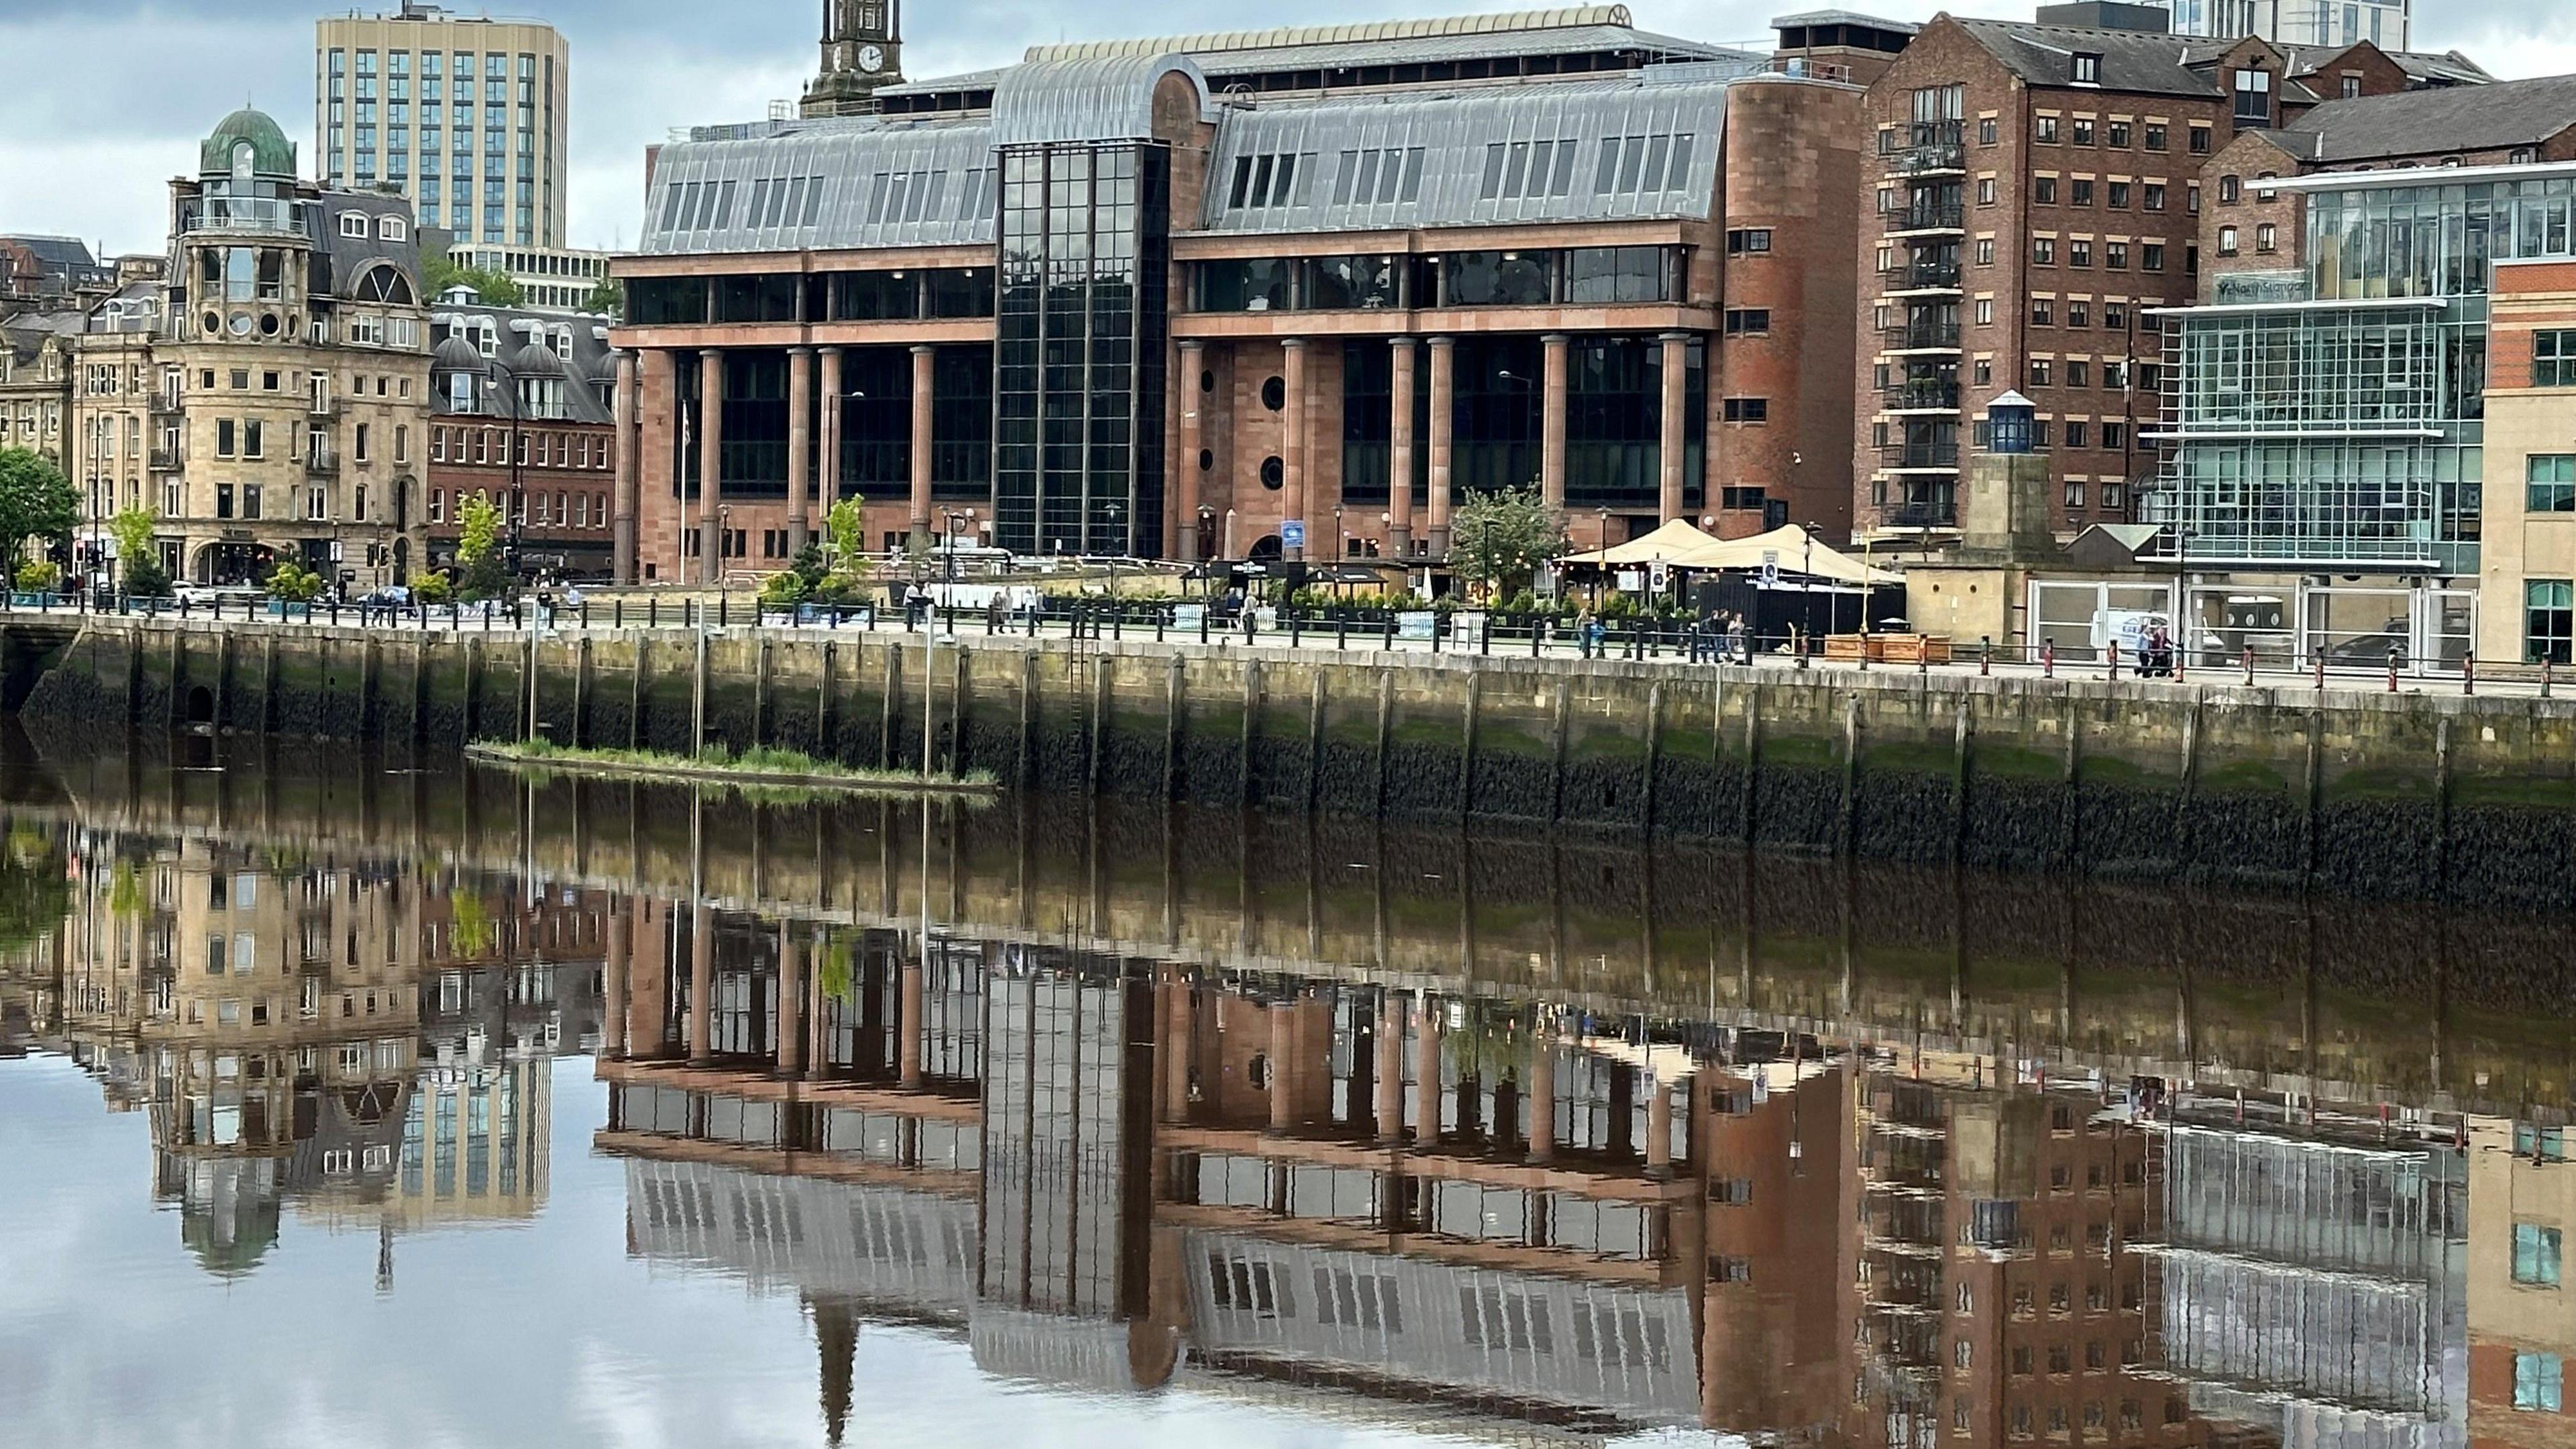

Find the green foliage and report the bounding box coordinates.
[449,890,493,957]
[13,560,57,592]
[1450,483,1566,600]
[107,505,170,597]
[455,493,509,600]
[0,447,77,569]
[808,497,873,604]
[109,861,146,919]
[583,277,623,319]
[263,560,324,602]
[411,571,453,604]
[759,569,810,607]
[0,825,69,959]
[818,932,856,1006]
[425,254,523,307]
[491,735,995,788]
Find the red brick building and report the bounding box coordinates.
[425,303,617,579]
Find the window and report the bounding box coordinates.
[2516,1353,2565,1413]
[2031,298,2053,325]
[2220,174,2241,203]
[1726,228,1772,256]
[1722,309,1770,335]
[2144,182,2166,211]
[2107,180,2128,209]
[2070,239,2092,268]
[339,211,369,238]
[2233,67,2272,126]
[2144,122,2167,150]
[378,215,407,241]
[2535,332,2576,386]
[2218,226,2239,256]
[1979,117,1998,145]
[2143,242,2166,271]
[2257,223,2277,253]
[1330,146,1426,207]
[1978,177,1997,206]
[2029,359,2053,387]
[1589,132,1693,197]
[1976,238,1996,266]
[2106,241,2129,269]
[1976,299,1994,325]
[2107,121,2130,148]
[1722,397,1768,423]
[2072,52,2101,85]
[2035,176,2058,205]
[2189,123,2212,155]
[2515,1222,2565,1285]
[2034,237,2056,264]
[2072,119,2094,146]
[2037,116,2061,144]
[2530,581,2576,665]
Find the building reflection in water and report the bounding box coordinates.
[5,740,2575,1446]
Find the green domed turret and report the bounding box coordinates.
[200,108,297,180]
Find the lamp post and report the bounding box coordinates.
[1799,519,1815,669]
[1197,504,1216,597]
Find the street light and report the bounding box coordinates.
[1799,519,1816,669]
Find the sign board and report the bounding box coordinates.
[1760,549,1780,588]
[1280,520,1307,549]
[1453,611,1489,647]
[1534,568,1559,600]
[1615,568,1644,592]
[1649,561,1670,591]
[1172,603,1205,632]
[1396,610,1437,642]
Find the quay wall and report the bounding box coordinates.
[17,617,2576,909]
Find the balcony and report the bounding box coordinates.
[305,447,341,476]
[148,447,182,472]
[1885,201,1965,236]
[1882,500,1959,529]
[1882,319,1961,352]
[1886,258,1962,293]
[308,396,342,419]
[1888,121,1966,176]
[1880,440,1960,470]
[178,196,306,237]
[1883,382,1960,413]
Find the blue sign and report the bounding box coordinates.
[1281,520,1307,548]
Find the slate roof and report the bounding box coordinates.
[2281,71,2576,163]
[1953,18,2229,97]
[429,305,615,425]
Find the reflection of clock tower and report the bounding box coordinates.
[803,0,904,118]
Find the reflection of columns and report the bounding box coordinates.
[604,902,631,1060]
[688,902,714,1065]
[1646,1074,1674,1179]
[1388,338,1417,558]
[1375,990,1405,1144]
[787,347,814,555]
[1426,337,1454,555]
[1268,996,1297,1133]
[611,352,639,583]
[1413,992,1444,1147]
[1658,332,1689,524]
[818,347,845,524]
[697,350,724,584]
[1282,337,1309,560]
[1177,340,1205,562]
[908,345,934,549]
[1541,333,1569,512]
[898,951,924,1087]
[777,920,806,1077]
[1527,1032,1557,1162]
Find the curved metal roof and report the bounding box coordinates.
[639,119,998,256]
[1198,70,1743,233]
[1026,7,1633,61]
[989,54,1213,147]
[201,108,297,178]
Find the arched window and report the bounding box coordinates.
[232,141,255,182]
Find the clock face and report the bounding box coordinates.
[858,43,885,73]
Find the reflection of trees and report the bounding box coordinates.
[0,827,70,957]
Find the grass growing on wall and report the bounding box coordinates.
[473,737,998,789]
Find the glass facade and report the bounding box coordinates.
[319,32,561,246]
[994,142,1168,557]
[2160,176,2576,573]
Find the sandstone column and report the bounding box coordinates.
[1540,333,1570,513]
[1658,331,1690,525]
[1375,990,1407,1143]
[611,351,640,584]
[1177,339,1205,562]
[777,920,805,1077]
[786,347,814,555]
[818,347,845,533]
[1268,996,1297,1134]
[1413,991,1444,1148]
[1646,1073,1675,1179]
[1387,337,1417,559]
[687,902,714,1065]
[1282,337,1308,561]
[1527,1029,1557,1163]
[908,345,934,551]
[1426,336,1455,555]
[696,350,724,584]
[898,948,924,1087]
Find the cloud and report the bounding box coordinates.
[2,1,2572,256]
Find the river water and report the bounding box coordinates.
[1,728,2571,1448]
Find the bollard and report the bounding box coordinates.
[2107,639,2121,681]
[2314,652,2324,691]
[1199,608,1208,645]
[1919,641,1930,676]
[1481,614,1491,657]
[1155,610,1165,643]
[1980,636,1992,676]
[718,595,729,629]
[2042,641,2054,679]
[1337,611,1348,650]
[2242,646,2255,686]
[1532,618,1544,657]
[2389,647,2402,694]
[2463,653,2475,696]
[1384,614,1396,652]
[1291,612,1303,649]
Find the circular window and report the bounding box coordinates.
[227,312,254,337]
[1260,455,1284,490]
[1197,448,1214,472]
[1260,376,1285,411]
[202,311,221,336]
[258,313,280,337]
[1199,369,1216,394]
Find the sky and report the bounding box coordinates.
[1,0,2572,260]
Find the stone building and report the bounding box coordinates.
[76,109,431,590]
[1850,14,2481,545]
[605,5,1869,583]
[425,298,617,578]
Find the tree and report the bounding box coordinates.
[107,504,170,597]
[455,492,509,600]
[423,253,523,307]
[1450,482,1567,600]
[263,559,323,602]
[583,277,624,319]
[0,447,77,570]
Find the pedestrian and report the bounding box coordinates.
[1576,608,1595,659]
[1728,611,1749,665]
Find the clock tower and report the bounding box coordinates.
[804,0,904,118]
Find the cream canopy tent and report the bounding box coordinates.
[1559,519,1721,568]
[1664,525,1905,585]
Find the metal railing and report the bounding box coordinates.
[1880,440,1960,469]
[148,447,183,472]
[178,197,306,236]
[1889,258,1962,290]
[1881,500,1959,529]
[1884,319,1962,350]
[1888,121,1967,176]
[305,447,340,475]
[1886,202,1966,233]
[1883,382,1960,412]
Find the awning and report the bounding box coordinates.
[1560,519,1721,568]
[1664,524,1906,585]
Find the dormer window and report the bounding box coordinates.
[2233,68,2272,127]
[339,212,368,239]
[378,215,407,242]
[231,142,255,182]
[2072,53,2102,86]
